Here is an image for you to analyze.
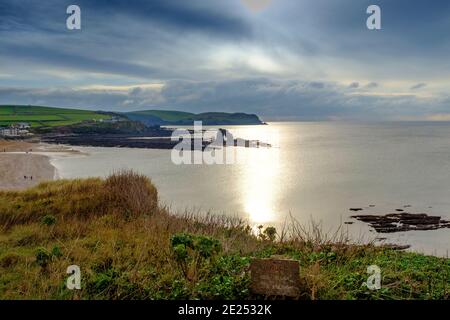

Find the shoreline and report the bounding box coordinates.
[1,140,448,257]
[0,153,55,190]
[0,140,79,190]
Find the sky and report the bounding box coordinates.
[1,0,450,120]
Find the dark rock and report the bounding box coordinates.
[351,212,449,233]
[381,244,411,250]
[413,224,440,231]
[350,215,381,222]
[402,217,440,225]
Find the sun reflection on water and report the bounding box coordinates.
[237,129,281,225]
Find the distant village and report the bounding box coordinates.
[0,122,32,137]
[0,115,127,138]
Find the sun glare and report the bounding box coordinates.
[239,133,281,224]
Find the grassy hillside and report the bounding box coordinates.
[0,106,264,129]
[132,110,195,121]
[126,110,264,126]
[0,105,112,128]
[0,171,448,300]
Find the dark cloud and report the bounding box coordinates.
[1,78,445,120]
[0,1,449,119]
[410,83,427,90]
[0,43,176,80]
[365,82,379,89]
[0,0,252,38]
[308,82,326,89]
[96,0,253,39]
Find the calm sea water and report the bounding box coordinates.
[50,122,450,256]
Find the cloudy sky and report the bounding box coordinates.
[1,0,450,120]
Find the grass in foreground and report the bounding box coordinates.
[0,171,448,300]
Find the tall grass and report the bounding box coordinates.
[0,170,158,229]
[0,171,448,300]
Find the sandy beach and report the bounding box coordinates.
[0,140,78,190]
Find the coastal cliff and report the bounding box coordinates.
[125,110,265,126]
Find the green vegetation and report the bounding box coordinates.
[0,105,264,130]
[0,171,448,300]
[136,110,195,122]
[0,105,112,128]
[126,110,264,126]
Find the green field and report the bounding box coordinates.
[0,105,111,127]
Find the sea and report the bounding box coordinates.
[49,122,450,256]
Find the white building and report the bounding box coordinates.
[99,116,121,123]
[0,127,19,137]
[16,122,31,129]
[0,124,31,137]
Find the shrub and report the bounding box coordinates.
[264,227,277,241]
[171,233,222,281]
[41,215,56,226]
[194,255,251,299]
[90,268,119,294]
[35,246,63,269]
[257,226,277,241]
[103,170,158,218]
[171,233,194,249]
[195,236,222,258]
[35,247,51,268]
[0,170,159,227]
[51,246,63,258]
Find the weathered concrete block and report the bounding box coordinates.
[250,258,300,297]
